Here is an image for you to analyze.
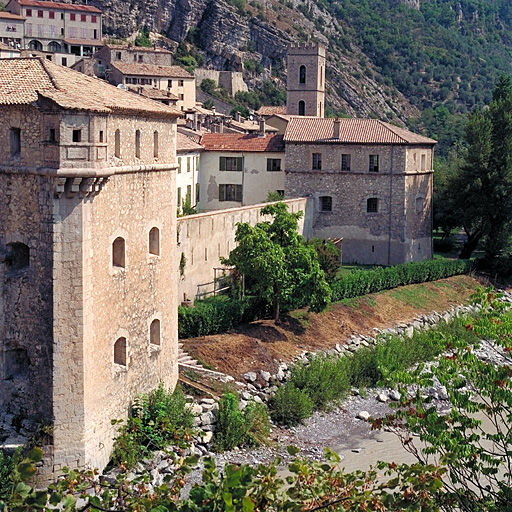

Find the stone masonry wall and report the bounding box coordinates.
[0,172,54,425]
[285,142,433,265]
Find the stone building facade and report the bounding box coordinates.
[0,58,180,483]
[284,117,436,265]
[286,42,325,117]
[6,0,102,56]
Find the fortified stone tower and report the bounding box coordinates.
[286,42,326,118]
[0,58,180,484]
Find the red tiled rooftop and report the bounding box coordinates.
[201,133,284,152]
[284,117,437,145]
[0,57,181,118]
[0,11,25,20]
[13,0,102,13]
[177,132,203,152]
[257,105,287,116]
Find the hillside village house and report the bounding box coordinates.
[5,0,102,57]
[177,131,202,212]
[0,10,24,49]
[0,57,180,483]
[284,117,436,265]
[198,131,285,211]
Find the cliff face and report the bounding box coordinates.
[90,0,416,123]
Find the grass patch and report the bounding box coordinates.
[388,285,438,309]
[289,310,311,328]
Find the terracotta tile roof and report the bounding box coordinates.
[0,11,25,19]
[105,44,172,54]
[284,117,437,145]
[201,133,284,152]
[126,85,178,101]
[13,0,102,13]
[111,62,194,79]
[64,39,103,46]
[177,132,203,152]
[256,105,287,116]
[0,57,181,118]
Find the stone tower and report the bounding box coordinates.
[286,42,326,118]
[0,58,180,484]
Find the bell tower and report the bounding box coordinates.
[286,42,326,118]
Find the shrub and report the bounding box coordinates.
[0,450,15,499]
[269,385,314,426]
[289,354,351,409]
[110,384,195,468]
[213,393,270,452]
[178,296,269,338]
[331,259,474,302]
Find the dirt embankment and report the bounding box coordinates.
[182,275,484,380]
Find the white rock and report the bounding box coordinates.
[260,370,271,382]
[243,372,257,382]
[377,393,389,403]
[388,390,401,401]
[201,431,213,444]
[357,411,371,421]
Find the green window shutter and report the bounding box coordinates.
[235,185,243,202]
[237,157,243,171]
[266,159,271,171]
[219,184,225,201]
[220,156,226,171]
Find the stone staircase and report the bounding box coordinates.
[177,341,201,368]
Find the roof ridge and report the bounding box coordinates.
[37,57,60,91]
[376,119,408,144]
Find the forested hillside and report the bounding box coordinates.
[93,0,512,154]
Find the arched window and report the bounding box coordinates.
[149,227,160,256]
[48,41,61,52]
[298,100,305,116]
[135,130,141,159]
[28,40,42,50]
[114,337,127,366]
[112,237,125,268]
[6,242,29,271]
[299,65,306,84]
[367,198,379,213]
[153,131,159,158]
[114,129,120,158]
[150,319,160,346]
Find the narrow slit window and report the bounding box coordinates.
[135,130,141,159]
[10,128,21,157]
[72,129,81,142]
[115,129,121,157]
[153,131,159,158]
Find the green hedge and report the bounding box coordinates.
[178,296,270,338]
[178,259,474,339]
[331,259,474,302]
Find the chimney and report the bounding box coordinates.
[193,111,198,131]
[258,119,266,138]
[333,118,341,139]
[212,106,216,115]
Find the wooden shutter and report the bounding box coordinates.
[219,156,226,171]
[237,157,243,171]
[219,184,226,201]
[235,185,243,202]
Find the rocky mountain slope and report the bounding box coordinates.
[89,0,512,136]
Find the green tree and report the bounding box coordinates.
[443,75,512,259]
[200,78,217,95]
[222,203,331,321]
[381,287,512,511]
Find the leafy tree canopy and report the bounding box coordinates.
[222,203,331,321]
